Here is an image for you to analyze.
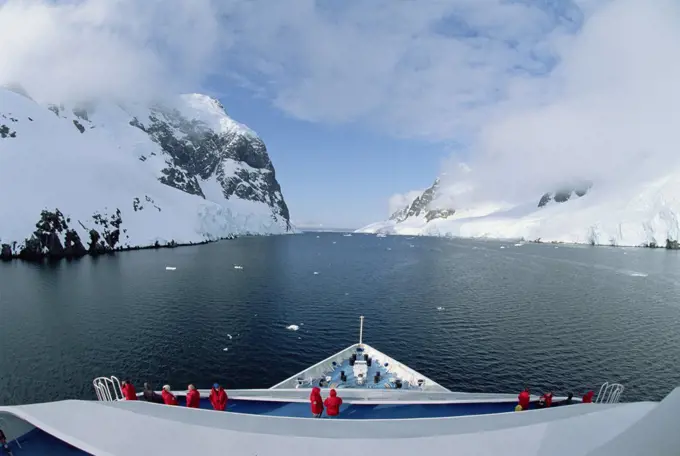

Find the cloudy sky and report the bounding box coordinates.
[0,0,677,228]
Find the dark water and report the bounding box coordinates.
[1,233,680,406]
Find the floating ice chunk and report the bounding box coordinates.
[343,234,352,237]
[409,244,415,247]
[629,272,648,277]
[165,266,176,271]
[386,247,392,251]
[223,348,229,351]
[227,334,233,339]
[332,241,337,244]
[436,306,445,311]
[316,235,320,238]
[500,246,505,249]
[298,337,302,340]
[514,243,523,247]
[286,324,300,331]
[313,271,319,275]
[234,265,243,269]
[300,323,304,326]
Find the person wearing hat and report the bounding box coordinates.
[209,383,228,411]
[162,385,178,406]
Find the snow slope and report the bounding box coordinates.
[358,175,680,248]
[0,87,292,258]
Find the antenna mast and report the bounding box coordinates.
[359,315,364,345]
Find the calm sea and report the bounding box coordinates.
[1,233,679,405]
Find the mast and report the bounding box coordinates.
[359,315,364,345]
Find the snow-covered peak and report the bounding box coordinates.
[175,93,258,138]
[0,87,292,260]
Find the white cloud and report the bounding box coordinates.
[0,0,225,103]
[448,0,680,206]
[216,0,679,213]
[220,0,584,141]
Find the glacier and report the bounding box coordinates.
[0,87,292,260]
[357,175,680,248]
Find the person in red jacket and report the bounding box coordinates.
[162,385,178,406]
[540,391,553,407]
[310,386,324,418]
[209,383,228,411]
[121,379,137,401]
[186,384,200,408]
[324,389,342,417]
[582,390,594,403]
[518,388,531,410]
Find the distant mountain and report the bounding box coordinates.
[388,178,456,224]
[537,181,593,207]
[0,87,292,260]
[358,172,680,248]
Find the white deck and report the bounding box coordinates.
[270,343,449,392]
[1,389,679,455]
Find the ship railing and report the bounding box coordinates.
[0,417,22,449]
[93,376,123,402]
[595,382,624,404]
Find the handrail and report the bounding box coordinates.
[92,376,123,402]
[595,382,624,404]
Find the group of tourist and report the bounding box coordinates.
[310,387,343,417]
[120,379,229,411]
[515,388,594,411]
[120,379,344,417]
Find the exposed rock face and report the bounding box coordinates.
[538,181,593,208]
[425,209,456,222]
[389,178,456,223]
[17,209,112,260]
[130,102,291,229]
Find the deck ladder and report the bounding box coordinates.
[0,416,22,449]
[93,376,123,402]
[595,382,624,404]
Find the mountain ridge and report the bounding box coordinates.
[0,87,293,261]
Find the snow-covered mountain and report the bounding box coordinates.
[358,173,680,248]
[0,87,292,260]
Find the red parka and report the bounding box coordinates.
[186,389,201,408]
[324,389,343,416]
[540,392,553,407]
[209,387,228,411]
[310,387,324,415]
[518,390,530,409]
[582,390,594,403]
[162,389,178,406]
[122,382,137,401]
